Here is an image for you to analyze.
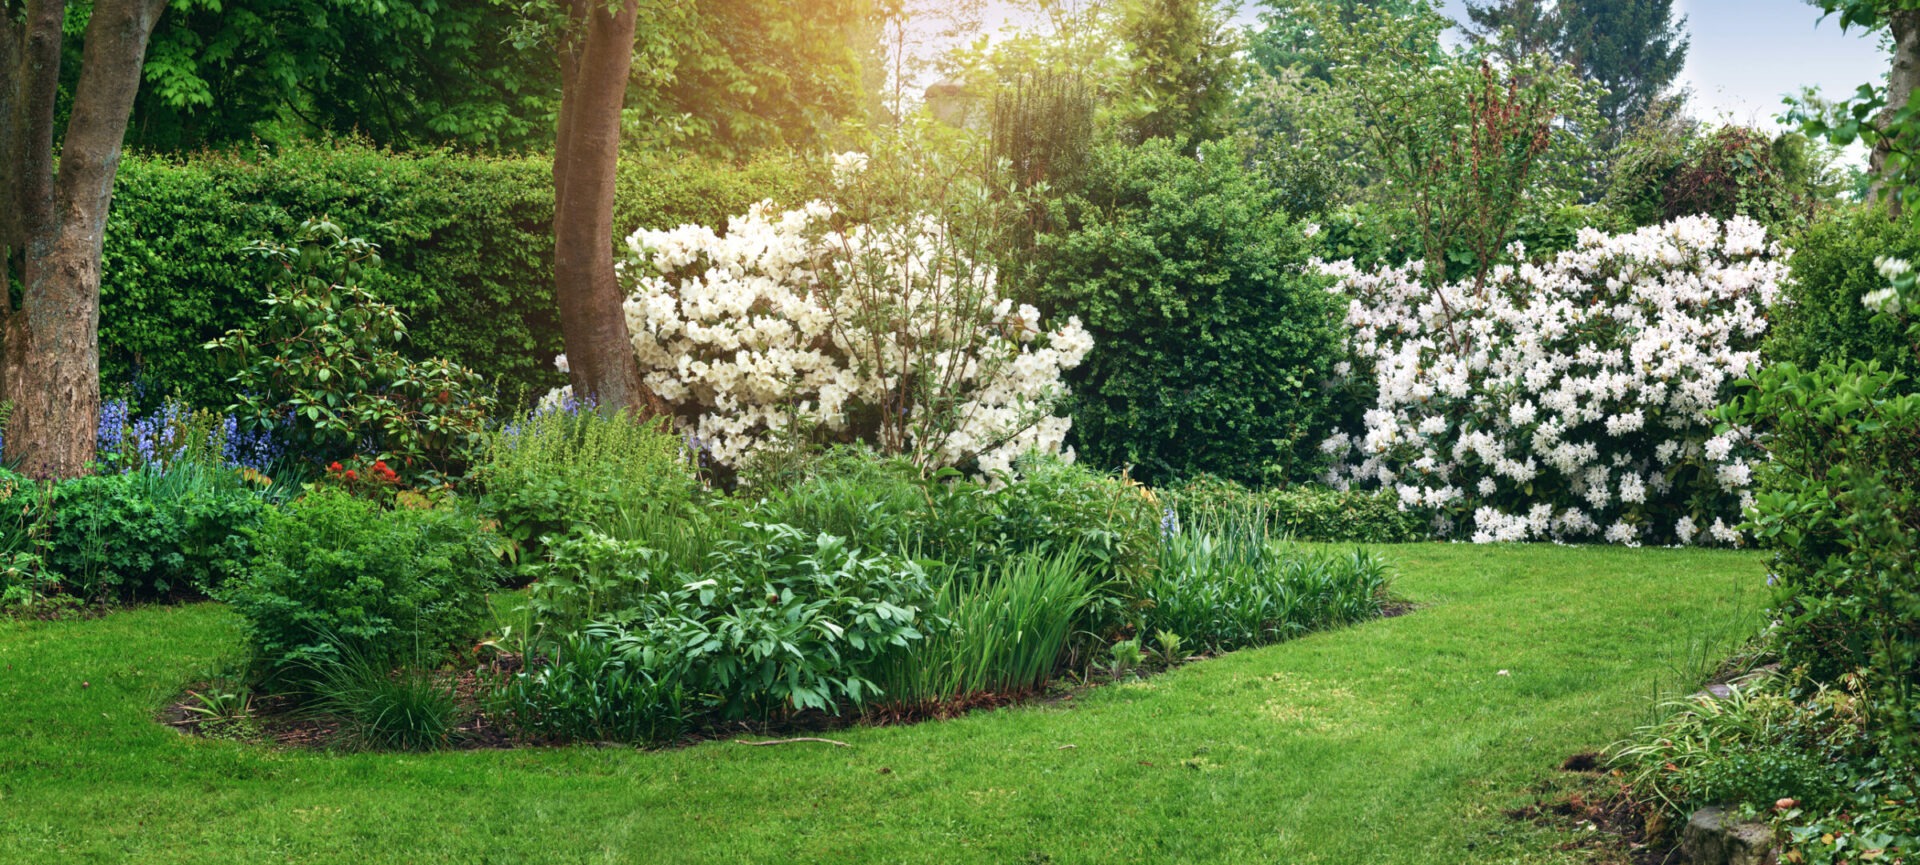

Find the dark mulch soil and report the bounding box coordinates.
[1505,752,1683,865]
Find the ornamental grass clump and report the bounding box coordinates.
[1143,509,1391,652]
[867,549,1096,709]
[1320,215,1788,545]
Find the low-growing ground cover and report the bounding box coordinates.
[0,544,1760,864]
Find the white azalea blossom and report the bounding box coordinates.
[1319,216,1785,546]
[555,199,1091,479]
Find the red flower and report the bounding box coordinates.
[329,461,343,472]
[372,460,389,472]
[343,470,359,482]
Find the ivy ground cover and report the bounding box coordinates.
[0,544,1760,864]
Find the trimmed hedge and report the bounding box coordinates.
[1042,138,1345,486]
[1159,476,1430,544]
[103,143,811,409]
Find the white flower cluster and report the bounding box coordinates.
[610,198,1091,477]
[1318,215,1787,546]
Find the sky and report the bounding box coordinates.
[985,0,1892,133]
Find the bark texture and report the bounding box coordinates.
[552,0,668,418]
[1,0,166,477]
[1876,9,1920,218]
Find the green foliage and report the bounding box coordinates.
[1042,138,1345,485]
[1251,0,1602,284]
[1613,677,1876,816]
[475,407,698,569]
[592,523,934,719]
[225,489,505,684]
[104,0,870,154]
[749,449,1159,591]
[120,0,551,151]
[868,550,1097,708]
[486,631,691,745]
[979,455,1161,589]
[45,463,267,601]
[1116,0,1241,144]
[1143,512,1392,652]
[1727,360,1920,722]
[1603,119,1827,231]
[205,219,495,481]
[308,645,461,752]
[1159,476,1432,544]
[0,468,58,610]
[1768,206,1920,384]
[102,143,812,409]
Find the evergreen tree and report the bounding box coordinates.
[1557,0,1689,136]
[1454,0,1688,142]
[1459,0,1559,67]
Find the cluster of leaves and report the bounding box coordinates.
[222,488,506,685]
[1602,117,1837,232]
[1613,674,1919,865]
[45,462,268,601]
[1037,137,1345,486]
[474,405,697,571]
[1145,514,1391,652]
[205,218,496,483]
[102,144,812,410]
[1767,206,1920,387]
[1157,476,1431,544]
[89,0,871,154]
[1251,0,1602,286]
[1729,358,1920,711]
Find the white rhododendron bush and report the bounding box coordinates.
[1319,215,1788,545]
[615,194,1091,478]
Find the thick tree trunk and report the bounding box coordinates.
[0,0,166,477]
[552,0,667,419]
[1875,9,1920,218]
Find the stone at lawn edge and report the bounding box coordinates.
[1682,806,1778,865]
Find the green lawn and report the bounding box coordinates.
[0,544,1763,864]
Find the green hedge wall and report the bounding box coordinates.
[103,143,810,409]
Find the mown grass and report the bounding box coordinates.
[0,544,1762,864]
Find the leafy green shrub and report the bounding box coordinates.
[475,406,698,569]
[1768,206,1920,386]
[487,631,691,746]
[1727,360,1920,703]
[980,455,1160,587]
[747,449,1157,589]
[1161,476,1429,544]
[225,489,504,683]
[103,144,813,409]
[594,523,933,719]
[1142,512,1391,652]
[0,468,58,609]
[1040,137,1344,485]
[205,219,495,482]
[869,550,1096,708]
[1603,120,1824,232]
[46,463,267,600]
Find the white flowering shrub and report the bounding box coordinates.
[611,149,1091,478]
[1318,215,1789,545]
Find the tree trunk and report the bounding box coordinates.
[552,0,668,419]
[1875,9,1920,218]
[0,0,166,478]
